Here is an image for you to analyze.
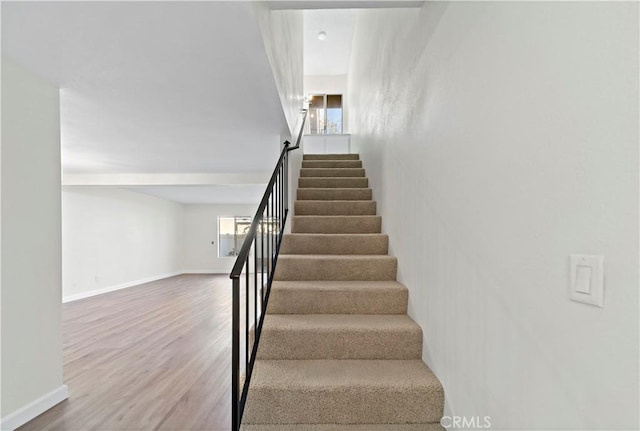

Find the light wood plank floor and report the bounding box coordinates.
[19,274,239,431]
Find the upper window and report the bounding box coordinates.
[308,94,342,134]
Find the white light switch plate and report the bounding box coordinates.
[569,255,604,307]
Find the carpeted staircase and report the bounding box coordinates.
[243,154,444,430]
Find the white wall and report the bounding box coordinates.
[62,187,183,301]
[181,204,258,273]
[348,3,638,430]
[302,135,351,155]
[62,189,263,298]
[1,57,67,426]
[254,3,304,138]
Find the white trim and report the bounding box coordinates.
[62,271,182,303]
[0,385,69,431]
[62,172,270,186]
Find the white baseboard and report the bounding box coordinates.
[62,271,182,303]
[62,271,232,302]
[181,269,229,274]
[0,385,69,431]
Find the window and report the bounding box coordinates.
[218,216,251,257]
[308,94,342,134]
[218,216,281,259]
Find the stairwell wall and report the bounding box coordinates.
[253,3,304,139]
[348,2,638,430]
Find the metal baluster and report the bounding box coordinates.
[278,164,287,238]
[278,171,280,246]
[273,173,282,248]
[274,182,276,246]
[245,255,249,372]
[232,277,239,431]
[254,235,257,332]
[270,188,274,275]
[285,151,288,214]
[266,200,270,283]
[261,217,265,304]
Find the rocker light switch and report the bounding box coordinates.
[575,265,591,294]
[570,255,604,307]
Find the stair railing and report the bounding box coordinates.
[229,110,307,431]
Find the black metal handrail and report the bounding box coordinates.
[229,110,307,431]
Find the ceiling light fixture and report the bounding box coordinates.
[318,31,327,41]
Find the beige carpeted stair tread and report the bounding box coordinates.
[256,314,422,359]
[294,200,376,216]
[244,154,444,428]
[274,255,397,281]
[280,234,388,255]
[299,177,369,188]
[302,160,363,169]
[297,188,372,201]
[242,424,445,431]
[243,359,444,424]
[268,280,407,314]
[300,168,366,178]
[292,215,381,233]
[303,154,360,160]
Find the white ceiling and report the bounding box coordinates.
[3,1,423,205]
[304,9,358,75]
[300,1,424,76]
[2,2,287,174]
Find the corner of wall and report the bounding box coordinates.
[252,2,304,138]
[1,54,65,426]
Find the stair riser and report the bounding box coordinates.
[268,287,407,314]
[303,154,359,161]
[302,160,363,169]
[274,257,397,281]
[256,327,422,360]
[280,234,388,255]
[297,188,372,201]
[299,178,368,188]
[294,201,376,216]
[292,216,381,234]
[244,388,444,424]
[300,168,365,178]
